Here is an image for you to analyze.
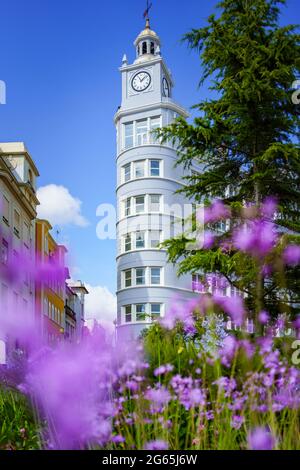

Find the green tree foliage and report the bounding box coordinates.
[158,0,300,320]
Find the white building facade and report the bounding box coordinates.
[115,20,199,339]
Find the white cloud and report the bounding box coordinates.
[84,284,117,331]
[37,184,88,227]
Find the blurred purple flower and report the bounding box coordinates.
[231,415,244,430]
[258,310,270,325]
[154,364,174,377]
[213,294,245,326]
[203,199,231,224]
[202,231,216,249]
[145,387,171,408]
[283,245,300,267]
[144,440,168,450]
[247,427,276,450]
[261,197,277,219]
[233,219,277,258]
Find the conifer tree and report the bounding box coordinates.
[158,0,300,323]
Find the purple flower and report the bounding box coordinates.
[213,294,245,326]
[154,364,174,377]
[203,199,231,224]
[144,440,168,450]
[145,387,171,408]
[219,335,238,366]
[283,245,300,267]
[231,415,244,430]
[111,435,125,444]
[188,388,206,407]
[202,231,216,249]
[258,310,270,325]
[233,219,277,258]
[247,427,276,450]
[261,197,277,219]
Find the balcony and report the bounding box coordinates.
[65,305,76,320]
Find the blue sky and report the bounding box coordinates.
[0,0,298,315]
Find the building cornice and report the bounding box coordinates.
[114,99,189,123]
[116,247,167,261]
[116,175,185,192]
[0,163,38,219]
[116,285,196,295]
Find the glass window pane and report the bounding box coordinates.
[125,198,131,216]
[125,305,132,323]
[151,304,161,316]
[135,196,145,213]
[2,196,9,224]
[123,164,131,182]
[134,160,145,178]
[136,304,146,321]
[125,234,131,252]
[149,230,161,248]
[124,270,132,287]
[150,160,160,176]
[149,194,161,212]
[136,120,148,146]
[135,231,145,249]
[124,122,133,149]
[150,267,161,285]
[135,268,145,285]
[150,117,160,143]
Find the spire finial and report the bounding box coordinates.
[143,1,153,26]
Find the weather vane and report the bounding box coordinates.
[143,0,153,20]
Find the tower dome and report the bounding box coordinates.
[134,18,161,64]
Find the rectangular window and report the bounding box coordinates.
[150,117,161,143]
[134,160,145,178]
[135,195,145,214]
[135,268,146,285]
[1,239,8,265]
[124,197,131,217]
[124,234,131,252]
[150,303,161,318]
[150,159,160,176]
[150,267,161,285]
[123,163,131,182]
[14,210,20,237]
[149,194,161,212]
[136,304,146,321]
[124,269,132,288]
[125,305,132,323]
[124,122,134,149]
[135,231,145,249]
[2,196,9,224]
[136,119,148,146]
[149,230,161,248]
[23,221,30,248]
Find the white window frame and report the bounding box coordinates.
[134,195,145,214]
[149,159,161,177]
[122,116,162,149]
[150,267,162,285]
[149,194,162,213]
[123,163,131,183]
[123,122,134,149]
[133,160,145,179]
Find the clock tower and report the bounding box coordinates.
[115,17,198,339]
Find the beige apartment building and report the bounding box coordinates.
[0,142,39,362]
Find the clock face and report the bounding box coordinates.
[131,71,151,92]
[162,77,170,97]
